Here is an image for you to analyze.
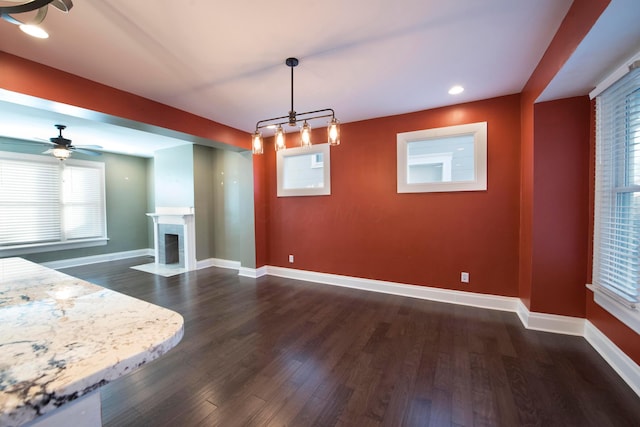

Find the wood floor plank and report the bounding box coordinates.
[51,257,640,427]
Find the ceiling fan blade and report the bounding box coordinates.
[42,149,54,154]
[76,144,103,149]
[74,148,101,156]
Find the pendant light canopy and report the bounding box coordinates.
[252,57,341,154]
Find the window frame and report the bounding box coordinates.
[276,143,331,197]
[397,121,487,193]
[590,61,640,334]
[0,151,108,256]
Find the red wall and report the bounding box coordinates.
[0,52,249,150]
[518,0,610,311]
[531,97,591,317]
[263,95,521,297]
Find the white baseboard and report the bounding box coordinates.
[266,266,520,312]
[238,266,267,278]
[42,248,153,270]
[196,258,241,271]
[585,321,640,397]
[516,300,585,336]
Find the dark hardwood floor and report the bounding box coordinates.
[61,257,640,426]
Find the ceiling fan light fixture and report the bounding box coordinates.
[252,57,341,155]
[19,23,48,38]
[52,146,70,160]
[1,0,73,37]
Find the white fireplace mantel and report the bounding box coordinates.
[147,207,196,271]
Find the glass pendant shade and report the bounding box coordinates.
[300,121,312,148]
[251,131,263,154]
[274,125,286,151]
[328,118,340,146]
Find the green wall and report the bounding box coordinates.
[1,137,257,269]
[0,137,151,263]
[154,144,195,208]
[193,145,256,268]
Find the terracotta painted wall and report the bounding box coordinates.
[0,51,249,150]
[519,0,610,310]
[262,95,521,297]
[531,97,591,317]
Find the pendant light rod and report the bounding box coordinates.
[288,57,298,124]
[254,57,336,131]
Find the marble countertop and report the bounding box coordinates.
[0,257,184,426]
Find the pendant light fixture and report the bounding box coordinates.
[0,0,73,39]
[252,57,341,154]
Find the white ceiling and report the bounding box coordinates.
[0,0,639,157]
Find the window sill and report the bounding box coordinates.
[0,238,109,257]
[587,284,640,334]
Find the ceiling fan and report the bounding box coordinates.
[41,124,102,160]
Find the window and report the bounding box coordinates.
[277,143,331,197]
[592,62,640,333]
[0,151,107,255]
[397,122,487,193]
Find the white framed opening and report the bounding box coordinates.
[397,122,487,193]
[277,143,331,197]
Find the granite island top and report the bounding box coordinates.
[0,257,184,427]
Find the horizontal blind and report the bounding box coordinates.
[62,165,104,239]
[594,64,640,304]
[0,158,61,245]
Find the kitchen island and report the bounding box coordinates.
[0,257,184,427]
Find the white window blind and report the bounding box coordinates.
[0,152,106,250]
[593,62,640,308]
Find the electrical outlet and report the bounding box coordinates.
[461,272,469,283]
[289,254,294,263]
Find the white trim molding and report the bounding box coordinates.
[42,248,153,270]
[585,321,640,397]
[239,266,267,278]
[516,300,585,336]
[266,266,519,312]
[196,258,241,271]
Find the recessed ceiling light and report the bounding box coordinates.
[448,85,464,95]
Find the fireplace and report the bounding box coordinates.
[147,207,196,271]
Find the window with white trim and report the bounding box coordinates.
[397,122,487,193]
[592,62,640,333]
[0,151,107,255]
